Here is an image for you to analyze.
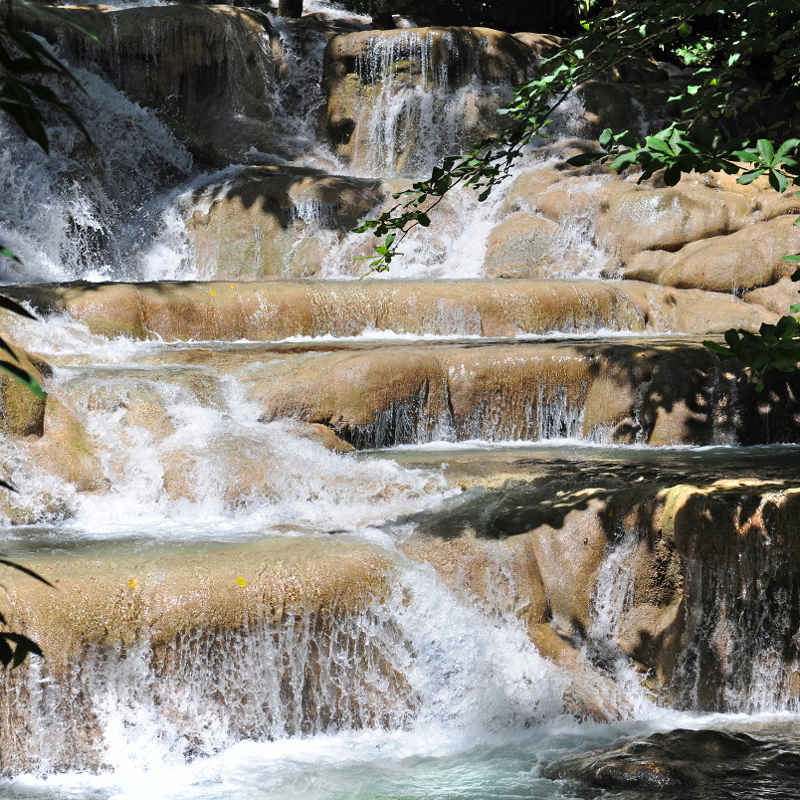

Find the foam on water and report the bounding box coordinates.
[0,60,194,284]
[0,365,450,535]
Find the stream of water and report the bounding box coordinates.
[0,2,798,798]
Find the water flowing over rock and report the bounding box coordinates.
[2,2,800,794]
[324,26,535,174]
[401,454,800,712]
[19,4,280,165]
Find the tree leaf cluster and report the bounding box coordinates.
[354,0,800,388]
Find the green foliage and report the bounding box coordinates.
[355,0,800,387]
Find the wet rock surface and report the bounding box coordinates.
[395,450,800,710]
[543,727,800,798]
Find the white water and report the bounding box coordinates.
[0,64,194,284]
[1,4,800,797]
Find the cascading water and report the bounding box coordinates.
[0,64,194,283]
[1,3,799,799]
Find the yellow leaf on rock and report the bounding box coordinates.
[209,289,216,296]
[126,578,138,590]
[236,576,247,588]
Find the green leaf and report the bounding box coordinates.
[645,135,673,155]
[566,152,603,167]
[0,247,20,264]
[783,254,800,263]
[770,169,789,193]
[610,151,640,172]
[776,138,800,160]
[0,361,46,399]
[737,168,765,185]
[757,139,776,164]
[776,316,799,339]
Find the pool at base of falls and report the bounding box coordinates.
[4,713,800,800]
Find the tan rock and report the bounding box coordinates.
[0,536,401,771]
[324,26,534,169]
[528,623,627,721]
[0,333,47,437]
[623,215,800,293]
[527,500,609,635]
[744,276,800,316]
[255,348,450,446]
[287,421,355,453]
[30,396,105,492]
[501,165,568,214]
[512,32,562,59]
[402,530,548,626]
[4,279,775,345]
[483,212,562,278]
[186,166,384,279]
[597,184,755,256]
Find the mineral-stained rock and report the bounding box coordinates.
[2,279,773,342]
[16,4,279,165]
[483,212,563,278]
[185,166,384,278]
[323,26,534,171]
[500,162,800,293]
[0,332,47,438]
[0,536,404,772]
[403,455,800,711]
[743,276,800,315]
[30,395,105,492]
[620,214,800,293]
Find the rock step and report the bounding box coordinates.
[0,536,403,772]
[401,456,800,712]
[4,454,800,771]
[243,338,796,447]
[38,337,800,451]
[4,279,774,341]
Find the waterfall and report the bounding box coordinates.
[0,64,194,284]
[1,3,799,796]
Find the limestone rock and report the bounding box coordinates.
[185,166,384,279]
[744,276,800,316]
[18,4,280,165]
[0,332,47,438]
[7,279,768,342]
[621,215,800,292]
[29,396,104,492]
[0,536,402,771]
[409,461,800,711]
[483,212,562,278]
[323,26,534,171]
